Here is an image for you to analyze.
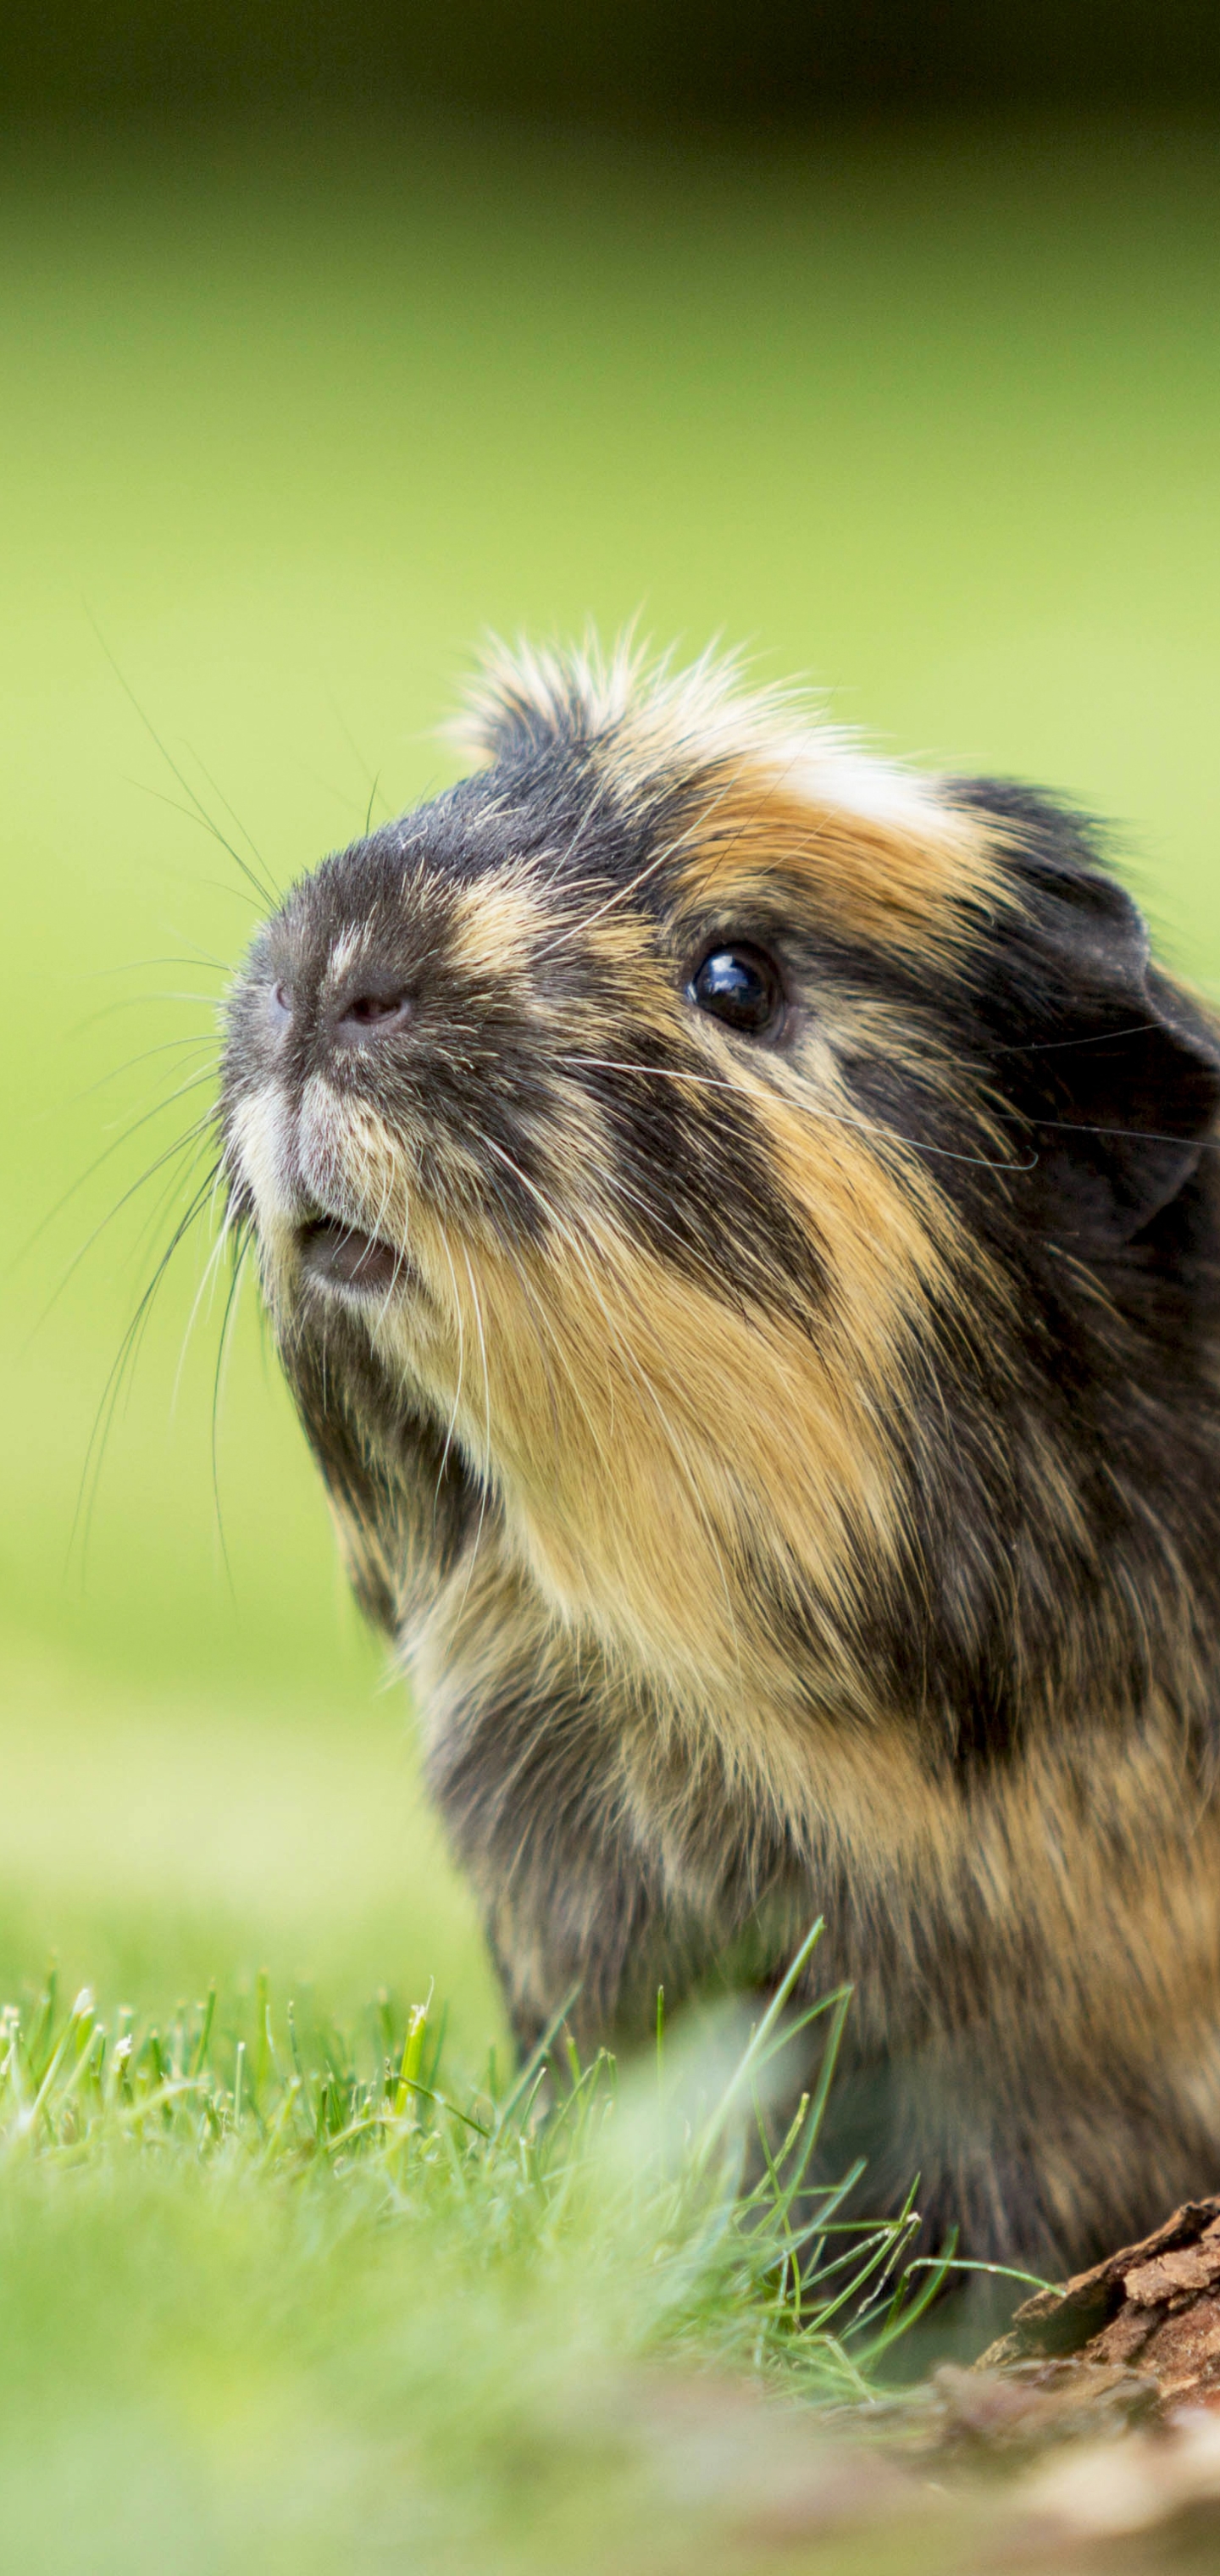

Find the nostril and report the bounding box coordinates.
[336,986,413,1039]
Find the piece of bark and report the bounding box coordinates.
[977,2196,1220,2420]
[1123,2236,1220,2305]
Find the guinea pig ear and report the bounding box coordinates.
[961,784,1220,1257]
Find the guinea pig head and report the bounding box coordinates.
[220,644,1220,1760]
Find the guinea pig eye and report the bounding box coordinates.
[687,944,784,1036]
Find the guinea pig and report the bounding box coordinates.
[220,639,1220,2281]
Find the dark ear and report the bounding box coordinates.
[958,783,1220,1257]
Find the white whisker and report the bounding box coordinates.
[433,1219,469,1498]
[552,1057,1034,1174]
[452,1242,495,1619]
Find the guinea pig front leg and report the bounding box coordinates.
[423,1675,679,2059]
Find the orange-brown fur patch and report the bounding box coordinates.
[672,757,1008,968]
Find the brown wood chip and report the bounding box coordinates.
[1123,2240,1220,2305]
[975,2196,1220,2423]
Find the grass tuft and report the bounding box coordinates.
[0,1954,1069,2572]
[0,1929,951,2400]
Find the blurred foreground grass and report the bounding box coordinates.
[4,106,1220,2569]
[0,1948,1104,2576]
[2,1951,1216,2576]
[0,1936,935,2576]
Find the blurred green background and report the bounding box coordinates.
[3,96,1220,2057]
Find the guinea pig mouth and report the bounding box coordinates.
[298,1217,405,1297]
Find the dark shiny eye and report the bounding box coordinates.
[686,944,784,1036]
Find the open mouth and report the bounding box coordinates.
[298,1217,405,1297]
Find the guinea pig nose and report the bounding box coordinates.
[333,983,413,1041]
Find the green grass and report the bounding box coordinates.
[5,104,1220,2569]
[0,1936,978,2576]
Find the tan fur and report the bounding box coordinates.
[670,762,1007,968]
[446,865,549,984]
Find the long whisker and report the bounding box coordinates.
[119,780,277,916]
[120,778,274,917]
[562,1052,1220,1164]
[209,1225,255,1588]
[88,608,281,914]
[172,1190,241,1417]
[60,1033,219,1106]
[16,1068,220,1278]
[71,1155,224,1569]
[184,741,278,891]
[25,1091,219,1319]
[74,993,226,1029]
[369,1160,404,1312]
[321,682,383,816]
[552,1056,1040,1175]
[432,1221,469,1501]
[453,1245,495,1616]
[124,1123,225,1301]
[82,951,232,981]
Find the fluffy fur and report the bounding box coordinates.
[221,637,1220,2279]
